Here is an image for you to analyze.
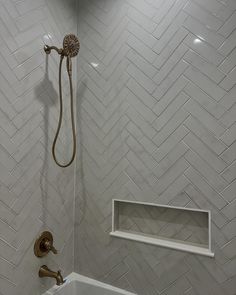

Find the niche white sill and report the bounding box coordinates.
[110,199,215,258]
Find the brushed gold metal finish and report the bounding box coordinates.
[39,265,65,286]
[63,34,80,57]
[44,45,63,55]
[44,34,80,58]
[34,231,58,257]
[43,34,79,168]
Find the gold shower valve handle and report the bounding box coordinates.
[34,231,58,257]
[44,239,58,254]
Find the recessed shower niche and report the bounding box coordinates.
[110,200,214,257]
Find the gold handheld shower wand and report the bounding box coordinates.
[44,34,80,168]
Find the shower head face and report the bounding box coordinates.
[63,34,80,58]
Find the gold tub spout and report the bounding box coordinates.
[39,265,65,286]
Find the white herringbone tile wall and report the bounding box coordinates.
[75,0,236,294]
[0,0,77,294]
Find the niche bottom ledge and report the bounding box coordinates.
[110,230,214,258]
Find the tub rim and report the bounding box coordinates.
[43,272,137,295]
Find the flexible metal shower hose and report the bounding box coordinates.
[52,55,76,168]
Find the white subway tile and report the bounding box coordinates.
[218,30,236,56]
[183,1,223,30]
[184,99,225,137]
[184,66,226,101]
[184,82,226,118]
[183,16,225,49]
[127,63,156,94]
[127,34,157,63]
[184,34,225,65]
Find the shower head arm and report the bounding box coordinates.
[44,45,64,56]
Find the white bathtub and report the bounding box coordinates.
[43,272,136,295]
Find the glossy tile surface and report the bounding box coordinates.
[0,0,77,294]
[75,0,236,294]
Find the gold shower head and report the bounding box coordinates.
[63,34,80,58]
